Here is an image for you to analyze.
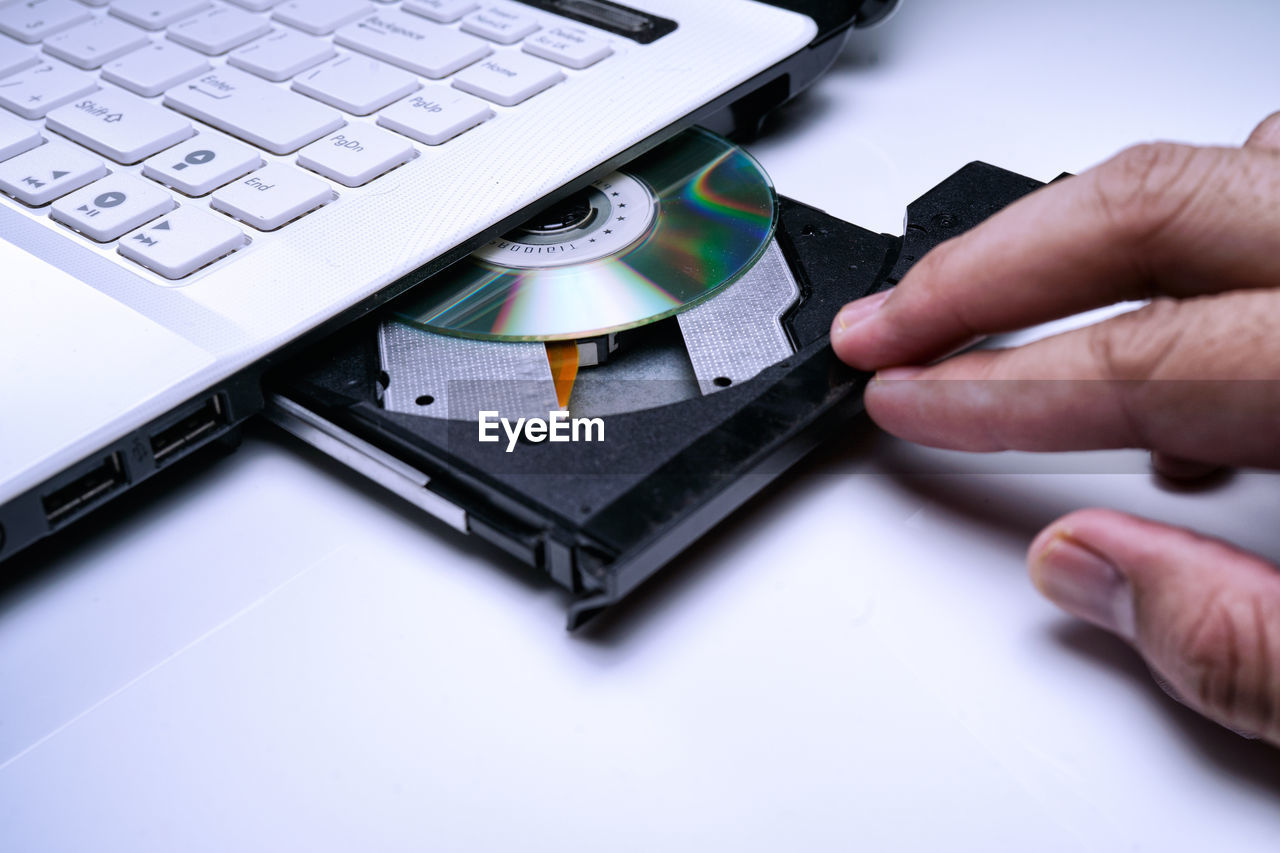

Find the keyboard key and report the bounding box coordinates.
[110,1,212,31]
[297,125,414,186]
[291,55,417,115]
[403,0,478,24]
[452,52,563,106]
[0,138,106,205]
[0,60,97,120]
[376,86,491,145]
[0,113,42,161]
[43,17,151,70]
[225,0,284,10]
[102,41,210,97]
[460,5,539,44]
[164,67,345,155]
[143,132,261,196]
[523,26,612,69]
[167,7,271,56]
[228,27,335,82]
[211,162,333,230]
[0,0,92,45]
[118,204,247,279]
[271,0,372,36]
[51,172,175,241]
[0,40,40,78]
[335,9,490,79]
[46,89,194,164]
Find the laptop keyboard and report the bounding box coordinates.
[0,0,618,281]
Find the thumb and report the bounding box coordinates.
[1028,509,1280,744]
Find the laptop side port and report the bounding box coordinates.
[41,453,127,526]
[150,395,227,467]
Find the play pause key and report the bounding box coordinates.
[52,174,175,242]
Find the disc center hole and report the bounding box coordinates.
[518,191,596,236]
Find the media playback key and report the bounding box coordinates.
[118,206,248,281]
[51,173,175,243]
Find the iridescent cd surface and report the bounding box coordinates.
[395,128,777,341]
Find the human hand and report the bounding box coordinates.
[830,113,1280,744]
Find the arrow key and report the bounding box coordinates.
[119,205,248,280]
[52,173,176,242]
[0,139,106,206]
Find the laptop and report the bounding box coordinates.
[0,0,896,562]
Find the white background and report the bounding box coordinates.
[4,1,1280,849]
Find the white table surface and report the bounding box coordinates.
[4,1,1280,850]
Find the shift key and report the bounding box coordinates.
[164,68,345,156]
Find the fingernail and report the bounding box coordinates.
[874,365,925,382]
[832,290,891,339]
[1030,531,1136,640]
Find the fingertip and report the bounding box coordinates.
[1244,110,1280,150]
[829,289,892,368]
[1026,524,1135,639]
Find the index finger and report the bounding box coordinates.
[831,140,1280,372]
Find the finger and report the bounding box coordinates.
[1028,509,1280,745]
[832,142,1280,371]
[862,289,1280,469]
[1150,452,1226,483]
[1244,111,1280,150]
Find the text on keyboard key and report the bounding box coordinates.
[297,125,415,187]
[0,0,92,44]
[110,1,214,32]
[0,61,97,120]
[46,90,194,164]
[335,9,491,79]
[164,67,345,155]
[376,86,492,145]
[460,6,539,44]
[167,7,272,56]
[291,54,418,115]
[523,26,612,69]
[452,52,563,107]
[211,162,334,230]
[42,17,151,70]
[0,113,42,161]
[51,172,175,242]
[118,204,247,280]
[102,41,211,97]
[0,138,107,205]
[228,27,335,82]
[272,0,373,36]
[143,132,262,196]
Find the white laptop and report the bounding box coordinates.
[0,0,895,560]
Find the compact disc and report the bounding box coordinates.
[394,128,777,341]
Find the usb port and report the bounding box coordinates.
[150,396,226,466]
[42,453,127,525]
